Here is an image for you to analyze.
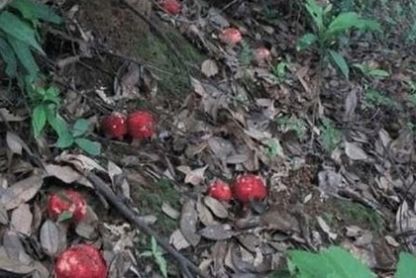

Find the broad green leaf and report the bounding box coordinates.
[297,33,318,51]
[368,69,389,78]
[305,0,324,31]
[329,50,349,79]
[72,119,90,137]
[0,11,44,53]
[75,138,101,156]
[32,105,46,137]
[6,34,39,78]
[10,0,62,24]
[396,253,416,278]
[289,246,375,278]
[47,112,74,148]
[0,37,17,77]
[320,118,341,152]
[326,12,381,39]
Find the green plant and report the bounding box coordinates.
[353,63,389,79]
[0,0,61,80]
[319,118,341,152]
[297,0,381,79]
[140,237,168,278]
[363,88,399,110]
[272,61,290,81]
[276,115,307,140]
[27,83,101,156]
[277,246,416,278]
[239,41,252,66]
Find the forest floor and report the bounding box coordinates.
[1,0,416,277]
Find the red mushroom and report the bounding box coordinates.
[55,244,107,278]
[208,179,232,201]
[127,110,156,139]
[254,47,271,65]
[101,112,127,140]
[232,174,267,203]
[219,28,242,46]
[48,190,87,223]
[161,0,182,15]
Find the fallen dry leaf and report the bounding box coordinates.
[10,204,32,236]
[199,224,234,240]
[180,199,201,246]
[203,196,228,219]
[0,174,44,210]
[45,164,92,187]
[201,59,219,77]
[169,229,191,250]
[40,220,60,256]
[345,141,368,161]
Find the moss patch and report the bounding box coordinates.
[131,178,181,236]
[136,25,204,96]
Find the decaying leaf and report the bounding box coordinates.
[161,202,180,219]
[40,220,60,256]
[169,229,191,250]
[317,216,337,240]
[6,131,23,155]
[0,108,25,122]
[201,59,219,77]
[196,198,217,226]
[45,164,92,187]
[0,174,44,210]
[55,152,105,172]
[345,141,368,160]
[10,204,32,236]
[199,224,234,240]
[178,165,208,186]
[180,199,201,246]
[0,204,8,224]
[203,196,228,219]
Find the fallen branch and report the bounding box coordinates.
[86,171,207,278]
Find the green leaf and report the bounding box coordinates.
[32,105,46,137]
[368,69,389,78]
[0,37,17,77]
[297,33,318,51]
[0,11,44,53]
[47,112,74,148]
[75,138,101,156]
[140,251,152,257]
[57,211,73,222]
[289,246,375,278]
[72,119,90,137]
[9,0,62,24]
[305,0,324,31]
[329,50,349,79]
[320,118,341,152]
[6,34,39,78]
[396,253,416,278]
[326,12,381,39]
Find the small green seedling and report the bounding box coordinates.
[140,237,168,278]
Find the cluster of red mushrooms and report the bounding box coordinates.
[47,1,270,276]
[160,0,271,65]
[47,190,107,278]
[101,110,156,140]
[208,174,268,204]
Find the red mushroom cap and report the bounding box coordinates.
[208,179,232,201]
[232,174,267,203]
[101,112,127,140]
[127,110,156,139]
[48,190,87,223]
[219,28,242,46]
[55,244,107,278]
[161,0,182,15]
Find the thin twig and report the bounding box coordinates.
[86,172,207,278]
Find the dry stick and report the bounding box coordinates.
[86,172,207,278]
